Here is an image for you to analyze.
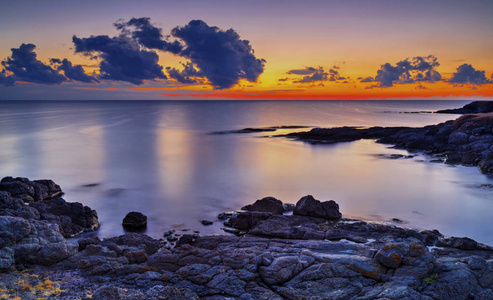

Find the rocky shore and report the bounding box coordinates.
[284,101,493,174]
[1,178,493,299]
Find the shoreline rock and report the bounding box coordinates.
[435,101,493,114]
[1,188,493,299]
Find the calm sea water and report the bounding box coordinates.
[1,100,492,245]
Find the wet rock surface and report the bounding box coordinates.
[122,211,148,230]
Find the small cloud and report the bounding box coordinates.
[287,67,317,75]
[415,84,427,90]
[277,77,289,82]
[360,76,374,83]
[449,64,491,85]
[293,67,328,83]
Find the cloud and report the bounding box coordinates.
[449,64,491,85]
[328,68,342,81]
[115,17,182,54]
[293,67,328,83]
[360,76,374,83]
[278,77,289,81]
[374,55,441,87]
[287,67,317,75]
[170,20,265,89]
[166,62,204,84]
[0,70,15,86]
[50,58,98,83]
[1,43,66,85]
[72,34,167,85]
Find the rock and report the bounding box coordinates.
[0,192,24,210]
[200,220,213,226]
[33,240,79,266]
[225,211,272,230]
[93,286,145,300]
[30,197,100,237]
[0,247,14,270]
[375,244,405,269]
[249,214,325,240]
[448,131,469,145]
[78,236,102,251]
[259,255,314,285]
[436,101,493,114]
[102,233,160,255]
[293,195,342,220]
[145,285,198,300]
[0,216,32,246]
[122,212,147,229]
[14,206,40,220]
[241,196,285,214]
[175,234,195,247]
[436,237,479,250]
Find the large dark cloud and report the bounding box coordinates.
[166,62,204,84]
[373,55,441,87]
[449,64,491,85]
[170,20,265,89]
[115,17,182,54]
[1,43,66,85]
[50,58,98,83]
[72,34,167,85]
[293,67,328,83]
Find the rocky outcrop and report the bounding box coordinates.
[436,101,493,114]
[285,110,493,175]
[0,177,99,238]
[0,177,100,270]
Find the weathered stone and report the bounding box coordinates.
[242,196,285,214]
[375,244,405,268]
[122,211,147,229]
[145,285,199,300]
[293,195,342,220]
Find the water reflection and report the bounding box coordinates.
[0,100,492,245]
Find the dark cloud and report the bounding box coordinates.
[72,34,167,85]
[50,58,98,83]
[171,20,265,89]
[115,17,182,54]
[1,43,66,85]
[278,77,289,81]
[374,55,441,87]
[449,64,491,85]
[329,68,341,81]
[0,70,15,86]
[294,67,328,83]
[166,62,204,84]
[287,67,317,75]
[360,76,374,83]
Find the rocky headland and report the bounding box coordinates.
[1,177,493,299]
[283,101,493,174]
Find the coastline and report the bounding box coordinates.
[1,101,493,299]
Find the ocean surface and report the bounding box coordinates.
[1,100,492,245]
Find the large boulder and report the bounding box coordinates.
[241,196,285,214]
[293,195,342,220]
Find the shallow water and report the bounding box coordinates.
[1,100,492,245]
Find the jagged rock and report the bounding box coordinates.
[30,197,100,237]
[122,212,147,229]
[293,195,342,220]
[78,236,102,251]
[93,286,145,300]
[225,211,272,230]
[241,196,285,214]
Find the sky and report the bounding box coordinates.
[0,0,492,100]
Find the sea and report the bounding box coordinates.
[1,100,492,245]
